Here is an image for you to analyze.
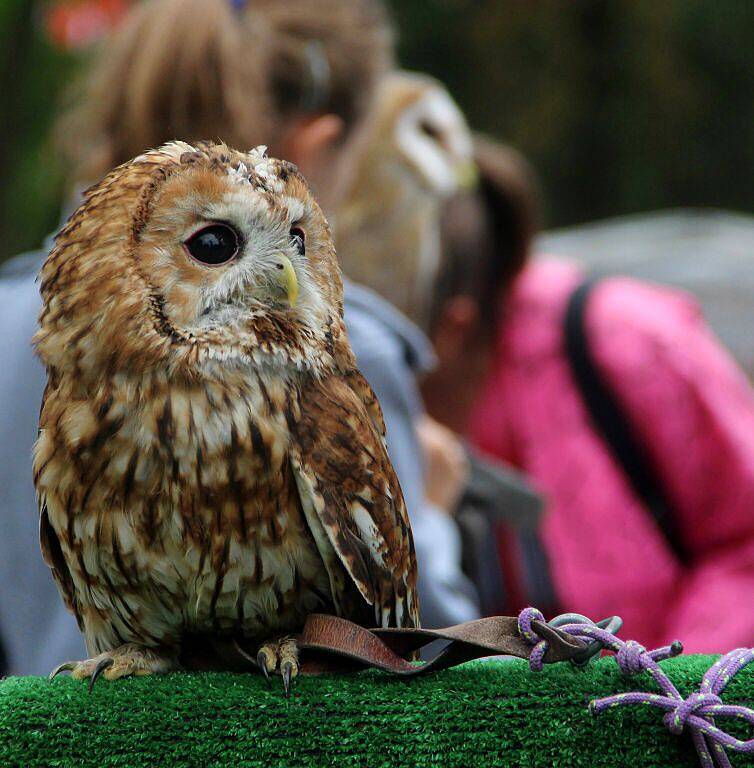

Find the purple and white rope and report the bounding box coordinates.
[518,607,754,768]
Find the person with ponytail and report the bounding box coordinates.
[0,0,479,675]
[422,137,754,653]
[56,0,391,210]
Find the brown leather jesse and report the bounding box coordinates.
[295,614,586,676]
[180,614,587,677]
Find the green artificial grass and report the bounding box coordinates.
[0,656,751,767]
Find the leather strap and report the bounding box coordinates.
[296,614,586,676]
[181,614,588,675]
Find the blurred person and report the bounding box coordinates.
[422,136,754,653]
[0,0,477,675]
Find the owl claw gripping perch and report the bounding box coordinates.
[48,645,178,691]
[34,142,419,692]
[256,637,300,697]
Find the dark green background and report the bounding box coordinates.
[2,0,753,262]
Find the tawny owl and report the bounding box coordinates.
[33,141,419,694]
[335,71,475,329]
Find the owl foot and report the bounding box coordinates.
[256,636,299,697]
[49,643,177,691]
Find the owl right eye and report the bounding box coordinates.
[184,224,240,266]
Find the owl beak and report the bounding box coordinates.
[455,160,479,191]
[273,255,299,308]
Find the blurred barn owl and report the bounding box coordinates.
[34,141,419,694]
[336,71,475,328]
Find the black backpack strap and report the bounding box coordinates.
[564,278,688,564]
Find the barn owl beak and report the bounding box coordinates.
[273,255,299,307]
[455,160,479,191]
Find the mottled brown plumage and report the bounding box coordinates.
[33,141,418,686]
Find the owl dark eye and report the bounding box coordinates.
[419,119,441,141]
[290,227,306,256]
[184,224,240,266]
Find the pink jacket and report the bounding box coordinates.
[468,258,754,652]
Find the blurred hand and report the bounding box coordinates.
[416,415,470,513]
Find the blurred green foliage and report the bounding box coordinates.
[1,0,753,262]
[390,0,754,228]
[0,1,78,263]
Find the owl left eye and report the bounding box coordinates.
[290,227,306,256]
[184,224,240,266]
[419,120,442,142]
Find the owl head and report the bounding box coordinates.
[357,70,475,197]
[36,142,343,381]
[335,71,475,328]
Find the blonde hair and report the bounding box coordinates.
[58,0,393,183]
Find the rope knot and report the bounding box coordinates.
[517,607,548,671]
[518,607,545,644]
[664,692,723,736]
[616,640,648,675]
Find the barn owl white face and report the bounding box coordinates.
[395,86,474,196]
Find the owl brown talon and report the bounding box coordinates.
[49,644,177,688]
[256,637,299,696]
[256,641,278,679]
[279,636,299,698]
[48,661,77,681]
[88,657,114,692]
[281,660,296,698]
[257,650,272,685]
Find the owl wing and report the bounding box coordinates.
[36,380,84,630]
[343,367,387,436]
[289,372,419,629]
[39,498,83,630]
